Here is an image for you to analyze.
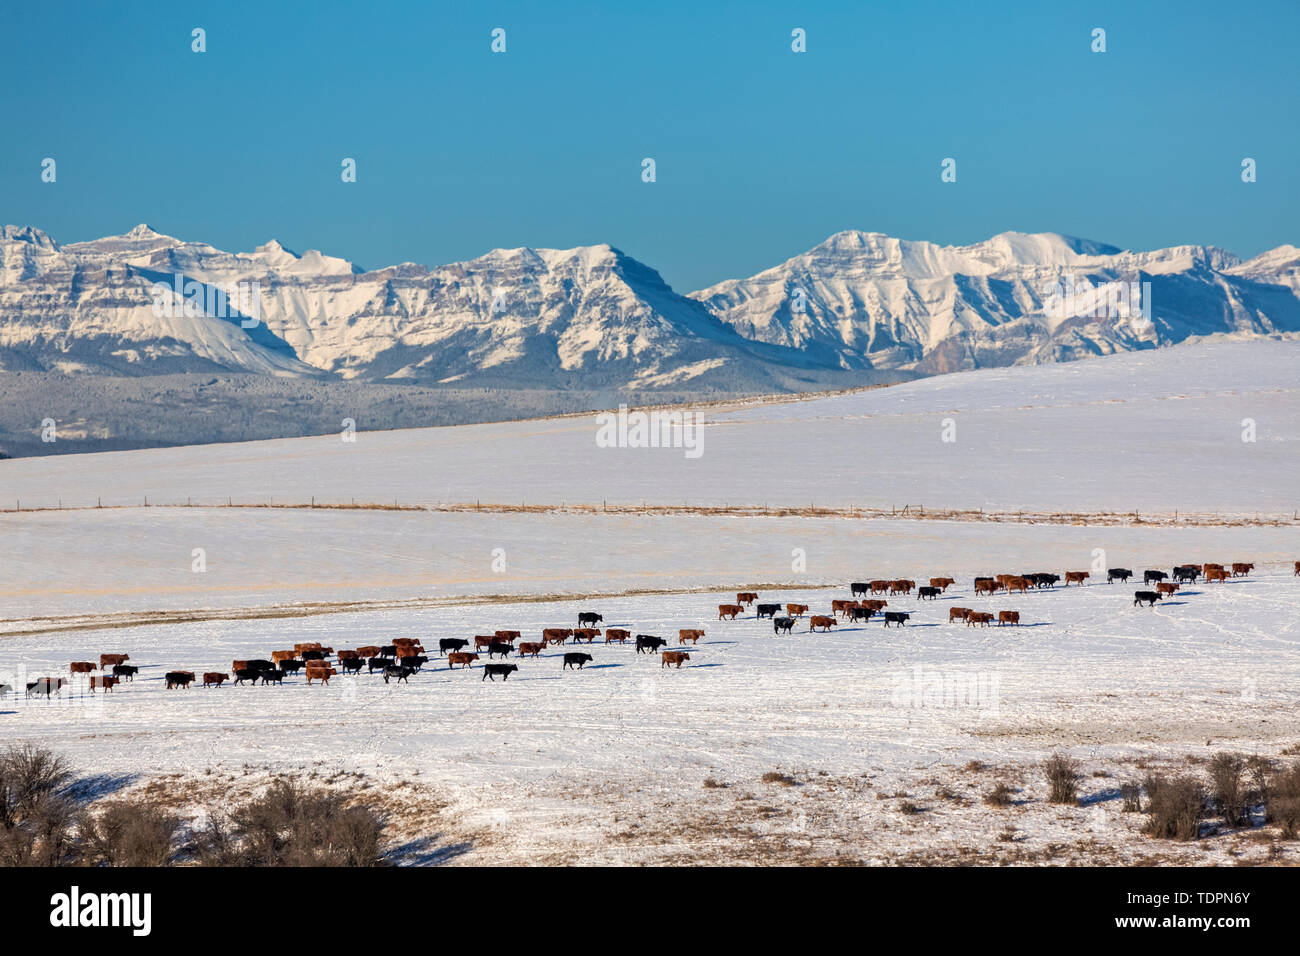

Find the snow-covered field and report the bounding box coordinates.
[1,341,1297,863]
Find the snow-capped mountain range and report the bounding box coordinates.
[3,223,1298,389]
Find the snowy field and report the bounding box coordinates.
[1,341,1297,863]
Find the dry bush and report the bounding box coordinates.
[1044,753,1079,804]
[898,800,921,815]
[983,782,1014,808]
[1141,775,1205,841]
[761,772,796,787]
[1120,782,1142,813]
[1208,752,1248,827]
[702,777,726,789]
[1269,760,1300,838]
[0,744,76,866]
[79,802,180,866]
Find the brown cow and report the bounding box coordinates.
[967,611,994,627]
[1204,563,1225,572]
[203,672,229,688]
[89,675,119,693]
[304,665,336,686]
[809,615,837,632]
[271,650,297,663]
[294,643,321,653]
[862,599,887,611]
[736,592,758,605]
[337,649,359,661]
[518,642,545,658]
[889,580,914,595]
[974,579,1002,595]
[232,660,252,672]
[1295,561,1300,577]
[661,651,690,669]
[604,628,631,644]
[929,577,956,592]
[869,580,891,594]
[949,607,972,623]
[99,653,129,669]
[997,610,1020,627]
[495,630,522,642]
[448,652,479,669]
[396,645,425,659]
[679,629,704,645]
[785,604,809,618]
[1155,582,1180,597]
[718,604,743,620]
[1231,562,1254,577]
[542,628,573,645]
[392,638,418,647]
[69,661,96,675]
[1005,576,1030,594]
[355,645,382,658]
[832,599,861,617]
[572,628,601,644]
[1205,568,1229,583]
[1064,571,1089,586]
[474,635,498,651]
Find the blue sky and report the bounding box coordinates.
[1,0,1295,291]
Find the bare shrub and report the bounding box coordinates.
[1044,753,1079,804]
[702,777,727,789]
[761,772,796,787]
[79,802,180,866]
[983,782,1014,808]
[0,744,76,866]
[1141,774,1205,841]
[1269,760,1300,838]
[1120,782,1142,813]
[898,800,921,815]
[1208,752,1247,827]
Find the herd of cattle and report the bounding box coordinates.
[13,560,1293,699]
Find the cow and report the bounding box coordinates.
[756,603,782,619]
[439,638,469,656]
[809,615,837,632]
[112,664,139,682]
[519,642,545,658]
[661,651,690,669]
[279,659,305,674]
[260,669,285,685]
[1173,566,1199,583]
[495,630,522,643]
[862,599,887,612]
[340,657,366,673]
[773,617,795,634]
[1107,568,1133,583]
[1204,563,1225,572]
[736,592,759,606]
[165,671,195,690]
[578,612,604,627]
[355,646,383,658]
[294,643,321,653]
[1143,570,1167,584]
[636,635,667,654]
[1034,573,1060,589]
[572,628,601,644]
[271,650,297,664]
[1133,591,1162,607]
[604,628,630,644]
[1155,582,1180,598]
[1231,562,1254,577]
[1205,568,1230,583]
[997,611,1020,627]
[89,675,119,693]
[395,645,425,660]
[949,607,972,623]
[392,638,418,648]
[563,653,593,670]
[336,650,359,661]
[883,611,910,627]
[1064,571,1090,587]
[543,628,573,645]
[929,577,956,592]
[718,604,743,620]
[679,629,705,645]
[400,654,429,671]
[785,604,809,619]
[304,665,337,685]
[379,645,398,658]
[383,665,414,684]
[850,582,871,597]
[202,672,229,688]
[917,586,941,600]
[889,580,913,595]
[233,668,263,686]
[301,649,327,662]
[474,636,498,651]
[368,656,395,673]
[1003,577,1030,594]
[99,653,129,670]
[69,661,96,675]
[482,663,518,682]
[966,611,994,627]
[848,606,875,622]
[832,599,861,617]
[974,578,1002,595]
[447,652,478,669]
[869,580,891,595]
[1294,560,1300,576]
[27,677,65,698]
[487,643,513,659]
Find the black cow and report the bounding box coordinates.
[917,586,940,600]
[279,659,304,673]
[164,672,194,689]
[438,638,468,656]
[1143,570,1167,584]
[755,603,782,619]
[1035,573,1060,588]
[233,668,262,685]
[380,645,398,657]
[883,611,910,627]
[773,617,795,634]
[850,582,871,597]
[1107,568,1132,583]
[1133,591,1162,607]
[635,635,667,654]
[368,656,395,673]
[563,652,593,670]
[578,612,603,627]
[260,669,285,685]
[383,665,414,684]
[112,664,139,681]
[340,657,366,673]
[246,659,274,671]
[1173,566,1199,583]
[301,650,326,662]
[487,643,513,660]
[482,663,518,682]
[848,606,875,622]
[399,654,429,671]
